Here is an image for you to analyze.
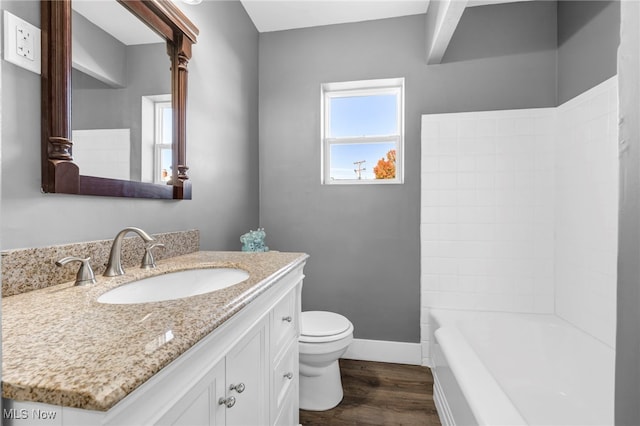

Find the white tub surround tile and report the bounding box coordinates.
[554,77,619,348]
[421,108,556,365]
[420,77,619,362]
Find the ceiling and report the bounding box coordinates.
[72,0,162,45]
[240,1,430,33]
[71,0,534,60]
[239,0,534,64]
[240,0,531,33]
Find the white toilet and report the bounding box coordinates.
[299,311,354,411]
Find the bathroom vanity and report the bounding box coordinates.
[2,250,307,426]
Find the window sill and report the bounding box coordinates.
[323,179,403,185]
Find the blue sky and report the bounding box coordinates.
[329,94,397,180]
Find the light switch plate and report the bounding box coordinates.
[3,10,41,75]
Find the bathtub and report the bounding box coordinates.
[430,309,615,426]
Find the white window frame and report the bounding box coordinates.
[154,99,172,184]
[321,77,405,185]
[141,94,171,184]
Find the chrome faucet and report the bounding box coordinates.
[104,227,156,277]
[141,242,165,270]
[56,256,97,286]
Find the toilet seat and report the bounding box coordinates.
[300,311,353,344]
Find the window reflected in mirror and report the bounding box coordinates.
[154,97,173,184]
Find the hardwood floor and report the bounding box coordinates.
[299,359,442,426]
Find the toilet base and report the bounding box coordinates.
[299,360,343,411]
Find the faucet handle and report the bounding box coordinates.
[141,243,165,269]
[56,256,97,286]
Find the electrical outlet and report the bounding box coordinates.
[16,23,35,60]
[3,10,41,74]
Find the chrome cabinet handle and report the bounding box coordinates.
[283,372,293,380]
[229,382,245,393]
[282,316,292,323]
[218,396,236,408]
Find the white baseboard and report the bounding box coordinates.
[343,338,422,365]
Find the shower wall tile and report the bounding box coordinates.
[554,77,619,348]
[420,77,619,365]
[420,108,556,365]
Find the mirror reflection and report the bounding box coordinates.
[71,0,172,184]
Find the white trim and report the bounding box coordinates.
[154,99,172,184]
[433,371,455,426]
[424,0,468,65]
[141,94,171,184]
[342,338,422,365]
[326,135,399,144]
[323,77,404,92]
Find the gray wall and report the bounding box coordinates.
[72,10,126,87]
[558,1,620,104]
[1,0,259,250]
[72,44,170,130]
[616,3,640,424]
[258,2,559,342]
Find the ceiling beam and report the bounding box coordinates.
[424,0,468,65]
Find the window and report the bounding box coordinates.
[322,78,404,184]
[154,100,173,183]
[141,94,172,184]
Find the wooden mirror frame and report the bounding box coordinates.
[41,0,198,199]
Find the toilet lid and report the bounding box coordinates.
[301,311,351,337]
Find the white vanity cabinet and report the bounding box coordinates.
[270,285,300,425]
[3,262,304,426]
[159,318,268,426]
[158,358,227,426]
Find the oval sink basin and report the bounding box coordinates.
[97,268,249,304]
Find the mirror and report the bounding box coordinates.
[41,0,198,199]
[72,1,171,184]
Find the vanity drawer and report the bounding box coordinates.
[273,339,297,414]
[273,381,298,426]
[271,289,298,356]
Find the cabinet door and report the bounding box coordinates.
[224,319,268,426]
[158,360,226,426]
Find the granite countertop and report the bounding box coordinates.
[2,251,308,411]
